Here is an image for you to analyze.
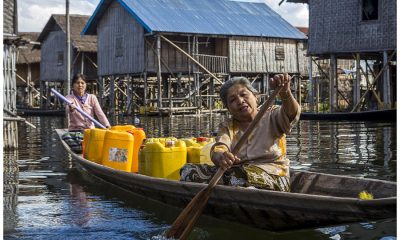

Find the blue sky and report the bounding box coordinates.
[18,0,308,32]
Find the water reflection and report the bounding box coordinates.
[288,120,396,181]
[3,115,396,240]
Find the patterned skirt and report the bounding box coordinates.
[180,163,290,192]
[62,131,84,154]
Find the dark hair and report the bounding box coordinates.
[71,74,87,85]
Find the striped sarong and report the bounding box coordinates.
[180,163,290,192]
[62,131,84,154]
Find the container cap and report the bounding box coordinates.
[197,137,207,142]
[165,140,175,147]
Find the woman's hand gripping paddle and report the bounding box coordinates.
[165,84,286,239]
[51,88,107,129]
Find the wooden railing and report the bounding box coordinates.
[194,54,228,75]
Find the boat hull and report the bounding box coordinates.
[56,129,396,231]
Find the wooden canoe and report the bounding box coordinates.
[18,107,66,116]
[56,129,396,231]
[300,109,396,121]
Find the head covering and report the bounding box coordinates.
[219,76,258,107]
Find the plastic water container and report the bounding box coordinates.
[183,137,215,164]
[199,142,215,165]
[86,128,107,164]
[101,130,134,172]
[82,129,91,158]
[127,128,146,173]
[139,138,186,180]
[111,125,135,132]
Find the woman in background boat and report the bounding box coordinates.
[66,73,110,131]
[180,74,300,191]
[62,74,110,153]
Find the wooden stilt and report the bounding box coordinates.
[156,36,162,111]
[308,56,314,112]
[329,54,337,112]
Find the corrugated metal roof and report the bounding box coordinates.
[83,0,306,40]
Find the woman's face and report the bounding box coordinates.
[226,83,258,122]
[72,78,86,96]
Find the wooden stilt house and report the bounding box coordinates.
[3,0,20,233]
[286,0,396,112]
[16,32,41,108]
[3,0,20,149]
[36,14,98,109]
[82,0,307,116]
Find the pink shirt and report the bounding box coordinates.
[66,93,110,131]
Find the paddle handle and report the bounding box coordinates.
[51,88,107,129]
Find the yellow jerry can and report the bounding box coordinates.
[139,138,186,180]
[111,125,135,132]
[101,130,134,172]
[86,128,107,164]
[127,128,146,173]
[82,129,91,159]
[183,137,215,165]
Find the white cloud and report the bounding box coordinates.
[263,0,309,27]
[18,0,100,32]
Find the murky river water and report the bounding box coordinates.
[3,115,397,240]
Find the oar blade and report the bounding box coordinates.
[165,186,212,238]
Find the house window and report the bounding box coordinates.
[275,46,285,60]
[115,36,123,57]
[57,51,63,65]
[362,0,379,21]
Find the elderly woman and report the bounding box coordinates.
[180,74,300,191]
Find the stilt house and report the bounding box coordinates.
[3,0,20,148]
[16,32,41,108]
[37,14,97,109]
[286,0,396,112]
[82,0,307,115]
[3,0,20,233]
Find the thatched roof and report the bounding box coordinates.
[17,32,41,64]
[37,14,96,52]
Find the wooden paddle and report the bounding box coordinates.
[165,84,286,239]
[51,88,107,129]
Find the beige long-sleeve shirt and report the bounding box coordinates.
[66,94,110,131]
[216,103,301,177]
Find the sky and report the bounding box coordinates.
[17,0,309,33]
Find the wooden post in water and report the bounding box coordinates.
[308,56,314,112]
[65,0,71,96]
[156,36,162,112]
[27,63,32,107]
[80,52,84,74]
[110,76,115,119]
[329,54,337,112]
[143,72,148,115]
[354,53,361,109]
[382,51,390,109]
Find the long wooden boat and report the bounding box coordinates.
[18,107,66,116]
[56,129,396,231]
[300,109,396,121]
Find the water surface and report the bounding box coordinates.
[3,115,396,239]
